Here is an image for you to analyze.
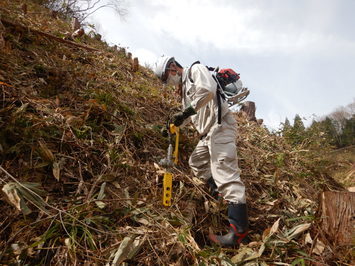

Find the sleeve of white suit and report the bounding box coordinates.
[189,64,216,112]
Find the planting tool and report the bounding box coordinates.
[159,123,180,206]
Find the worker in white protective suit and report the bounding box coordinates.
[154,56,249,247]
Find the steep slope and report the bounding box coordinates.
[0,1,351,265]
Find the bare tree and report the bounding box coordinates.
[346,98,355,115]
[45,0,127,22]
[329,106,351,134]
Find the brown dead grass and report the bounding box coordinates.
[0,0,352,265]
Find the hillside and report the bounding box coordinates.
[323,146,355,189]
[0,1,352,265]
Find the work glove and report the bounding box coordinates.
[160,127,169,137]
[172,106,196,127]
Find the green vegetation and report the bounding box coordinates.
[282,101,354,149]
[281,108,354,188]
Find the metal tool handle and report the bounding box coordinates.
[162,124,180,207]
[169,124,180,165]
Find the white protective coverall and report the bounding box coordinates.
[181,63,246,204]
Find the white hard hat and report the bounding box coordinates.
[154,55,175,82]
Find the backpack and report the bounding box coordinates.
[215,68,240,87]
[188,61,250,124]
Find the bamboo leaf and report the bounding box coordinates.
[231,246,259,263]
[2,183,24,212]
[95,182,107,209]
[262,217,280,242]
[38,140,55,162]
[2,182,46,215]
[312,239,325,255]
[285,223,311,241]
[97,182,106,200]
[2,182,47,214]
[107,235,145,265]
[53,161,60,181]
[13,103,29,115]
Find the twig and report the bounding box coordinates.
[0,166,123,236]
[75,160,88,195]
[147,237,165,265]
[0,81,14,87]
[0,214,58,262]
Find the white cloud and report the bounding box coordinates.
[133,0,355,57]
[134,48,157,67]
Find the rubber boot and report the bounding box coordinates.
[209,203,249,247]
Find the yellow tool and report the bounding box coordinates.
[160,124,180,206]
[162,172,173,206]
[169,124,179,165]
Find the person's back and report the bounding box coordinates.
[182,62,234,136]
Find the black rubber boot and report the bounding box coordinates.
[209,203,249,247]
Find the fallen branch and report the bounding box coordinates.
[0,18,98,52]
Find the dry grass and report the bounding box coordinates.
[0,1,352,265]
[323,146,355,188]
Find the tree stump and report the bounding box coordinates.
[240,101,257,122]
[21,3,27,15]
[319,191,354,246]
[71,18,80,31]
[132,57,139,72]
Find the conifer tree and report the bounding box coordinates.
[293,114,305,132]
[321,117,338,147]
[340,115,355,147]
[281,118,292,136]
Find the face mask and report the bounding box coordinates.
[167,73,181,86]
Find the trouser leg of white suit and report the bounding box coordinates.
[189,118,246,204]
[188,138,211,182]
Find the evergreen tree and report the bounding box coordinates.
[340,115,355,147]
[281,118,292,136]
[284,118,291,130]
[290,114,305,145]
[321,117,339,147]
[306,119,335,149]
[293,114,305,132]
[284,114,306,146]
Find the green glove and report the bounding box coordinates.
[172,106,196,126]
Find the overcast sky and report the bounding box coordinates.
[87,0,354,129]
